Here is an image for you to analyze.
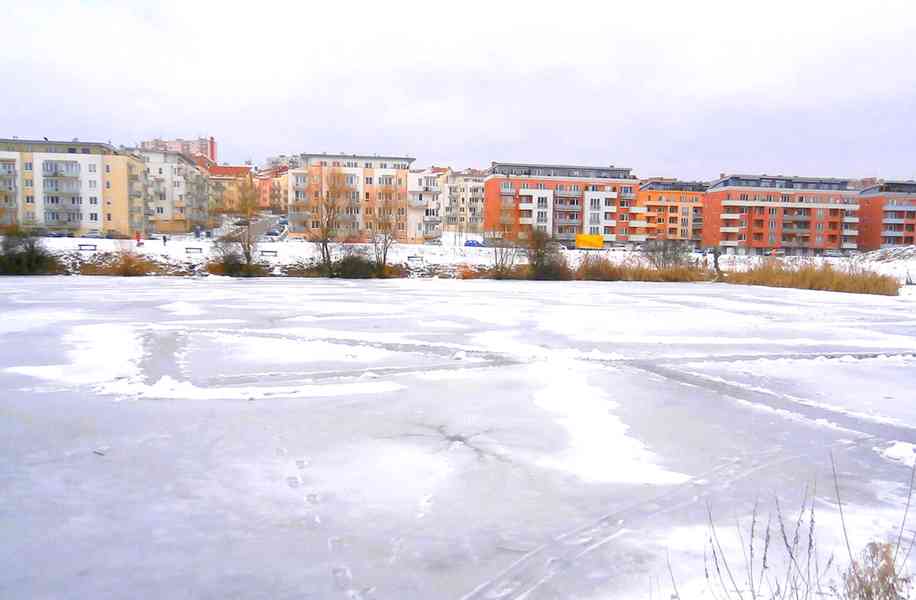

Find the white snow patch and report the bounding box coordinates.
[6,323,143,387]
[878,441,916,467]
[158,301,206,316]
[104,375,404,400]
[532,361,689,485]
[202,332,397,364]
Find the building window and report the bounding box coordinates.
[156,207,164,214]
[105,181,111,189]
[24,162,32,171]
[89,180,97,189]
[105,164,111,173]
[88,164,97,173]
[106,213,112,221]
[89,213,98,221]
[25,195,34,204]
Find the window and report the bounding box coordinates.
[105,181,111,190]
[365,177,373,185]
[25,195,34,204]
[768,220,776,230]
[537,196,547,208]
[589,226,600,235]
[590,198,600,209]
[24,162,32,171]
[816,235,824,244]
[156,206,164,214]
[88,164,97,173]
[25,179,32,187]
[89,180,97,189]
[158,167,163,175]
[537,211,547,223]
[89,213,98,221]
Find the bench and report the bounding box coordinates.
[77,244,97,252]
[185,247,203,255]
[260,250,278,257]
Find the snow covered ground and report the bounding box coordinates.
[36,235,916,283]
[2,277,916,598]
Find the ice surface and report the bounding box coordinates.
[2,276,915,599]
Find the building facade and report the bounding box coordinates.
[287,153,416,242]
[441,168,486,242]
[858,181,916,250]
[483,162,638,245]
[140,136,217,162]
[635,179,707,247]
[408,167,446,240]
[0,138,149,237]
[703,175,861,255]
[255,165,289,213]
[138,150,210,233]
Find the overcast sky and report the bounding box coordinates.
[3,0,915,180]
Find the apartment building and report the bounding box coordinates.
[408,167,447,240]
[858,181,916,250]
[703,175,860,255]
[0,138,149,237]
[636,179,707,247]
[138,150,210,233]
[441,168,486,241]
[255,165,289,213]
[206,164,254,216]
[288,153,416,241]
[483,162,638,245]
[140,136,217,162]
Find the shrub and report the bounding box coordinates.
[79,251,159,276]
[575,255,710,282]
[727,260,899,296]
[333,254,376,278]
[0,228,63,275]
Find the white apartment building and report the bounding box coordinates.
[0,138,149,237]
[408,167,445,240]
[441,168,486,242]
[138,150,210,233]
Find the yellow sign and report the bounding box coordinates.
[575,234,604,249]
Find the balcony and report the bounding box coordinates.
[43,169,80,178]
[783,214,810,222]
[602,219,617,227]
[719,240,740,247]
[620,192,636,200]
[885,204,916,212]
[629,206,647,213]
[603,233,618,242]
[881,230,904,237]
[721,213,743,220]
[841,228,858,236]
[781,226,810,234]
[841,242,858,249]
[842,216,859,223]
[629,219,648,227]
[628,234,647,242]
[423,215,441,223]
[554,189,580,197]
[884,218,905,224]
[720,226,741,233]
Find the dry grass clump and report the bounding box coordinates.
[726,260,900,296]
[576,255,711,282]
[79,251,160,276]
[690,454,914,600]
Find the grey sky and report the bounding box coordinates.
[3,0,915,180]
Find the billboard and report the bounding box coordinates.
[575,234,604,249]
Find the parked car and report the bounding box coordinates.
[464,240,483,247]
[277,218,289,226]
[266,228,282,237]
[82,232,104,239]
[425,238,442,246]
[823,249,844,258]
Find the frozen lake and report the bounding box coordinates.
[2,277,916,599]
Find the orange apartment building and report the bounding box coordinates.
[287,153,417,242]
[483,162,638,246]
[857,181,916,250]
[635,179,707,247]
[255,165,288,213]
[702,175,861,255]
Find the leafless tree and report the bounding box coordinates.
[642,239,691,270]
[304,167,353,275]
[368,184,398,275]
